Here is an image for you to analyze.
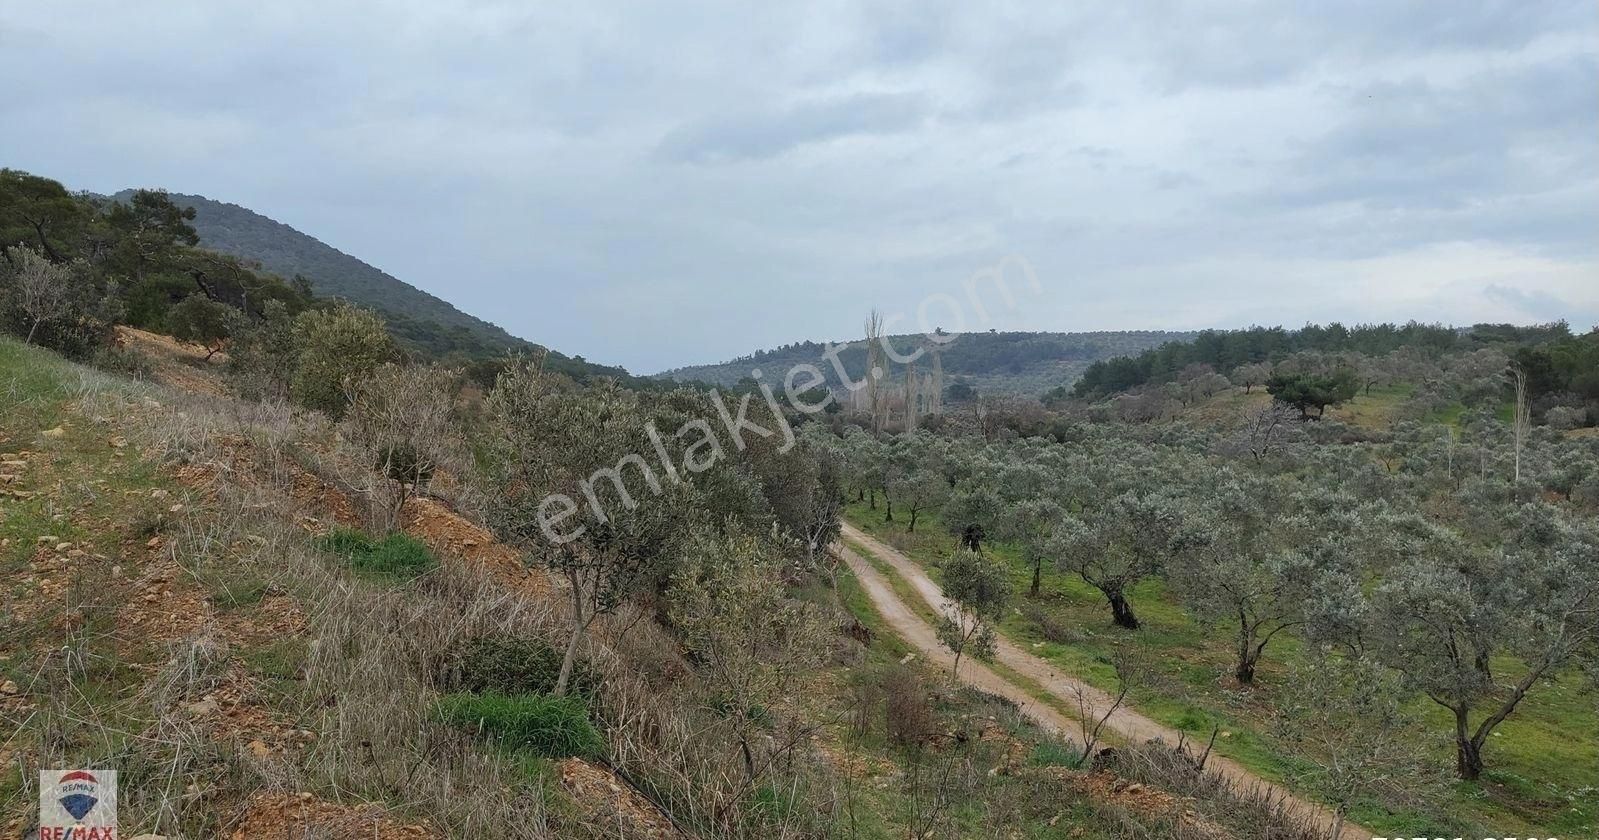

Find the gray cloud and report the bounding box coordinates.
[655,93,930,163]
[0,0,1593,371]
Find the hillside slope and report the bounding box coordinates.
[106,190,634,381]
[658,330,1196,396]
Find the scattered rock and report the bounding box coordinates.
[41,426,65,438]
[147,537,162,549]
[185,698,220,717]
[54,542,72,552]
[151,488,169,499]
[0,680,19,696]
[247,739,273,758]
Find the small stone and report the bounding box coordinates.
[109,436,127,448]
[0,680,19,696]
[146,537,162,549]
[41,427,65,438]
[247,739,272,758]
[111,565,123,577]
[54,542,72,552]
[185,698,220,717]
[297,791,313,801]
[36,535,57,544]
[130,833,170,840]
[150,488,168,499]
[167,504,184,514]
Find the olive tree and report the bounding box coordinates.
[290,302,394,417]
[1366,505,1599,780]
[886,466,948,533]
[933,548,1012,677]
[669,529,830,792]
[1272,655,1438,839]
[943,481,1003,553]
[167,294,233,360]
[481,361,674,696]
[1051,491,1184,629]
[1000,497,1064,598]
[1169,478,1321,683]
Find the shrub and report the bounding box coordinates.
[436,692,604,759]
[317,527,437,581]
[1545,405,1586,430]
[290,302,394,417]
[442,635,599,699]
[882,666,933,748]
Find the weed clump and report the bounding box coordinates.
[317,527,437,581]
[436,692,605,760]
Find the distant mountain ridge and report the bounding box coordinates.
[657,330,1198,396]
[105,189,634,381]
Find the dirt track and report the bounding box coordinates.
[839,522,1370,840]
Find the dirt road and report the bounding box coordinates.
[839,522,1370,840]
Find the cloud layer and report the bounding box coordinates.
[3,1,1594,370]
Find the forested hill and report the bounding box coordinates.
[657,330,1197,395]
[107,189,633,381]
[1070,321,1591,399]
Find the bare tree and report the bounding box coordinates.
[1071,652,1141,767]
[864,309,887,433]
[3,246,77,344]
[1508,362,1529,483]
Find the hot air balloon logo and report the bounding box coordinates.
[40,768,117,835]
[57,771,100,820]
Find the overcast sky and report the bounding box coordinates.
[3,2,1595,371]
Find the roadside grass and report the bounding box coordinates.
[844,501,1597,835]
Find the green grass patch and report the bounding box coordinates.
[317,527,438,581]
[1026,740,1083,768]
[436,692,605,760]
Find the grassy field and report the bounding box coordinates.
[844,499,1598,836]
